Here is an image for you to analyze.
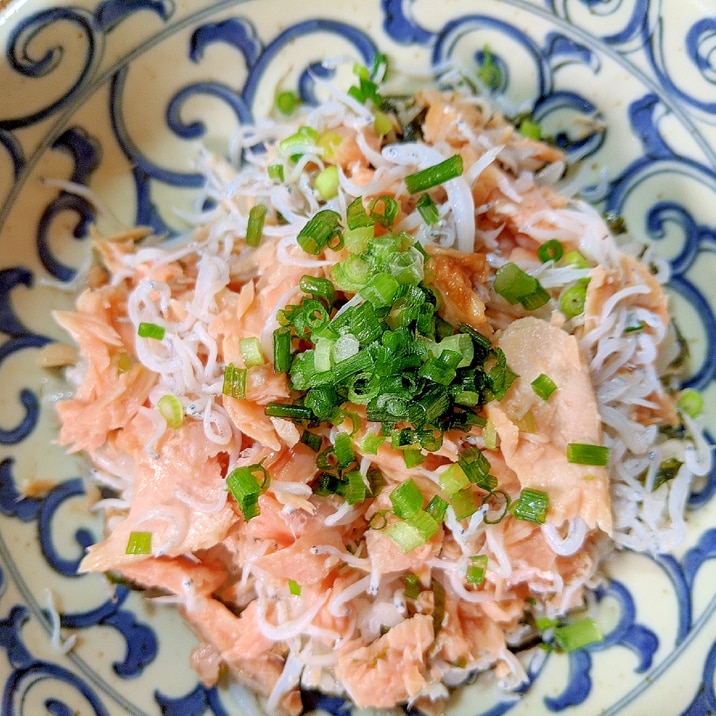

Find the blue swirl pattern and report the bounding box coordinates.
[0,1,714,714]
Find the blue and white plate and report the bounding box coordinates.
[0,1,714,714]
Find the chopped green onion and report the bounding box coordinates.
[222,363,247,399]
[313,337,334,373]
[404,154,464,194]
[404,573,421,600]
[333,432,355,469]
[157,394,183,429]
[519,118,541,140]
[466,555,488,585]
[276,90,299,115]
[264,402,313,421]
[268,163,284,182]
[416,193,440,224]
[427,333,474,369]
[368,195,399,227]
[478,46,502,90]
[563,250,590,270]
[531,373,558,400]
[493,262,550,310]
[273,327,292,374]
[537,239,564,263]
[299,275,336,303]
[279,125,318,158]
[425,495,449,524]
[482,489,510,524]
[483,419,498,450]
[371,52,389,82]
[536,616,560,631]
[300,430,322,452]
[458,447,493,489]
[137,322,165,340]
[297,209,342,255]
[510,487,549,524]
[304,385,339,421]
[288,578,302,596]
[560,284,587,318]
[566,443,610,466]
[346,196,374,230]
[553,617,603,653]
[406,509,439,540]
[246,204,267,247]
[374,110,393,136]
[624,321,644,334]
[403,448,426,468]
[240,336,265,368]
[390,478,424,519]
[451,487,479,520]
[360,273,400,308]
[227,464,268,521]
[385,521,427,553]
[316,130,342,159]
[484,347,518,401]
[361,432,386,455]
[342,470,367,505]
[516,410,537,433]
[315,165,339,199]
[678,388,704,418]
[125,531,152,555]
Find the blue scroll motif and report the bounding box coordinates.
[1,8,103,131]
[682,639,716,715]
[0,267,50,445]
[93,0,175,32]
[0,605,110,716]
[37,127,101,282]
[155,683,232,716]
[380,0,433,45]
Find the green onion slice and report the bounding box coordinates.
[493,262,550,310]
[272,327,292,374]
[239,337,265,368]
[157,394,183,429]
[226,463,269,521]
[531,373,557,400]
[482,489,510,525]
[277,90,299,115]
[222,363,247,399]
[297,209,342,255]
[537,239,564,263]
[385,521,427,553]
[677,388,704,418]
[246,204,267,247]
[390,478,424,519]
[268,163,284,182]
[125,531,152,555]
[553,617,603,653]
[288,578,302,596]
[416,193,440,224]
[404,154,464,194]
[315,165,339,200]
[404,573,421,600]
[510,488,549,524]
[560,284,587,319]
[466,555,488,585]
[137,322,165,340]
[566,443,610,466]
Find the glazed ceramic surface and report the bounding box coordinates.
[0,1,715,714]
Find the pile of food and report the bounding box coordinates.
[53,56,710,714]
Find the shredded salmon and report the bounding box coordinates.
[53,78,709,716]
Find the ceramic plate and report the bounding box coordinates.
[1,1,715,714]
